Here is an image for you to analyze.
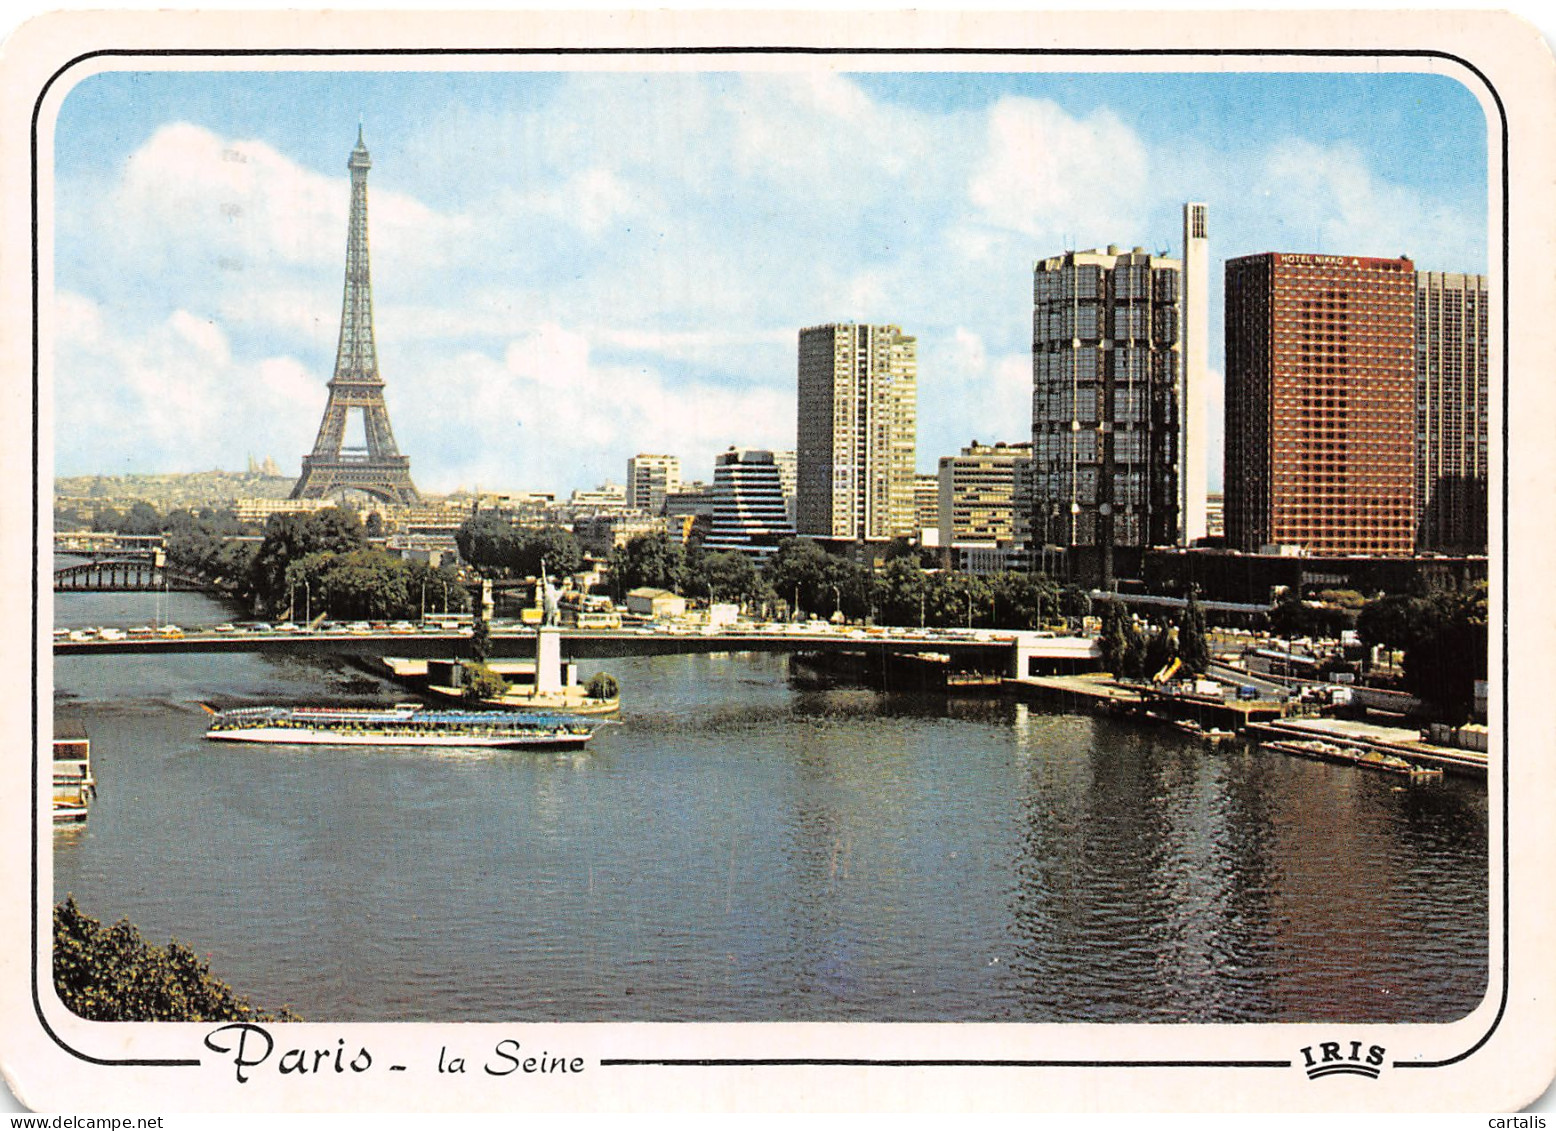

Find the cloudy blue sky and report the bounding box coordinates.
[50,66,1488,496]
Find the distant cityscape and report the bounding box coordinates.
[57,129,1489,610]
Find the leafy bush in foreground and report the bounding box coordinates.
[54,896,298,1022]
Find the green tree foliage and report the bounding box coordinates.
[289,550,400,620]
[586,672,619,701]
[162,509,260,592]
[1059,586,1093,622]
[1175,591,1211,676]
[517,527,583,579]
[282,552,465,622]
[470,607,492,664]
[866,565,1059,631]
[1143,625,1179,679]
[881,536,937,568]
[456,513,522,573]
[55,504,93,531]
[763,538,834,617]
[1098,599,1132,675]
[1098,600,1189,680]
[1400,585,1487,724]
[607,531,685,598]
[695,550,772,607]
[90,506,124,533]
[118,501,163,535]
[462,662,508,702]
[1267,597,1356,639]
[762,538,873,619]
[1097,606,1154,680]
[1356,593,1432,656]
[989,571,1060,630]
[54,896,297,1023]
[248,508,366,615]
[872,558,932,625]
[456,515,583,579]
[1124,627,1151,680]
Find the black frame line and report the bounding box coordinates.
[28,41,1511,1076]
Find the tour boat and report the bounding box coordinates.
[204,703,596,749]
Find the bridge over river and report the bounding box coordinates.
[53,625,1100,676]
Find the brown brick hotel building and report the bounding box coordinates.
[1224,252,1416,555]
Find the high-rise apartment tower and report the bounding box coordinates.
[796,323,918,542]
[1031,246,1181,587]
[1223,252,1416,556]
[1416,271,1489,553]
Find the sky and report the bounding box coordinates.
[49,66,1489,497]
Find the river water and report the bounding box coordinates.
[50,588,1489,1023]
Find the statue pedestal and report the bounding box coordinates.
[535,626,564,694]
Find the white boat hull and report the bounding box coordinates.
[206,726,591,749]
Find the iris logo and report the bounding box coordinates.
[1299,1040,1386,1080]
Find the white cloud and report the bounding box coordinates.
[52,292,322,475]
[115,123,339,270]
[52,75,1483,495]
[948,326,988,375]
[1252,140,1467,264]
[395,323,794,494]
[968,97,1150,242]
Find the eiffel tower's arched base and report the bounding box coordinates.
[291,459,420,506]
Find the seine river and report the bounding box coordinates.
[51,588,1489,1024]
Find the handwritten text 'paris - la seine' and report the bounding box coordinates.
[204,1023,585,1084]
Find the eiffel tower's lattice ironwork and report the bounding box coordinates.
[290,127,419,505]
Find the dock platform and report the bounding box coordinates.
[1247,717,1486,779]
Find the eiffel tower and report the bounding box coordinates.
[291,126,419,505]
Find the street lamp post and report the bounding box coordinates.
[831,584,841,621]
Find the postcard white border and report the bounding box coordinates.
[2,8,1552,1114]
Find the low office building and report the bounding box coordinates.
[937,441,1031,551]
[625,587,687,619]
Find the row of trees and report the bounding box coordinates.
[456,513,583,579]
[595,531,1084,631]
[250,509,468,621]
[1097,594,1211,681]
[161,508,259,591]
[605,533,772,608]
[112,502,1493,718]
[159,505,471,622]
[56,500,167,535]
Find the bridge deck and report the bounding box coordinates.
[52,627,1094,664]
